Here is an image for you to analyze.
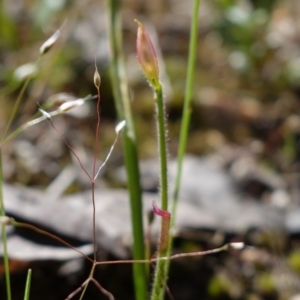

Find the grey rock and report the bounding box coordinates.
[1,155,288,261]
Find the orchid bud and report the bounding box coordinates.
[134,19,159,88]
[153,202,171,253]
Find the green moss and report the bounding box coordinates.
[288,251,300,274]
[208,273,231,297]
[254,273,275,294]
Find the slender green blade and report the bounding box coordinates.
[107,1,147,299]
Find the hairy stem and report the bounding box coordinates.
[155,84,168,212]
[151,83,169,300]
[165,1,201,298]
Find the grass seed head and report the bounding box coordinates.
[0,216,14,226]
[58,99,85,113]
[94,65,101,89]
[13,63,38,81]
[40,29,61,56]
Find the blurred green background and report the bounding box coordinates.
[2,1,300,299]
[2,0,300,185]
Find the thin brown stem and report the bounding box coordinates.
[93,128,122,180]
[48,120,92,181]
[91,85,101,261]
[165,284,175,300]
[91,182,97,261]
[94,243,242,266]
[65,278,89,300]
[93,87,101,178]
[13,221,93,263]
[66,264,114,300]
[90,278,115,300]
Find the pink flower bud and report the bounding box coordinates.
[152,202,170,219]
[152,202,171,253]
[134,19,159,88]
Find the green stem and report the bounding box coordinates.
[172,0,201,217]
[107,1,147,299]
[0,81,20,100]
[1,72,34,141]
[151,247,168,300]
[0,151,12,300]
[164,0,201,298]
[151,83,169,300]
[1,125,25,146]
[23,269,32,300]
[79,264,95,300]
[0,54,39,300]
[155,84,168,212]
